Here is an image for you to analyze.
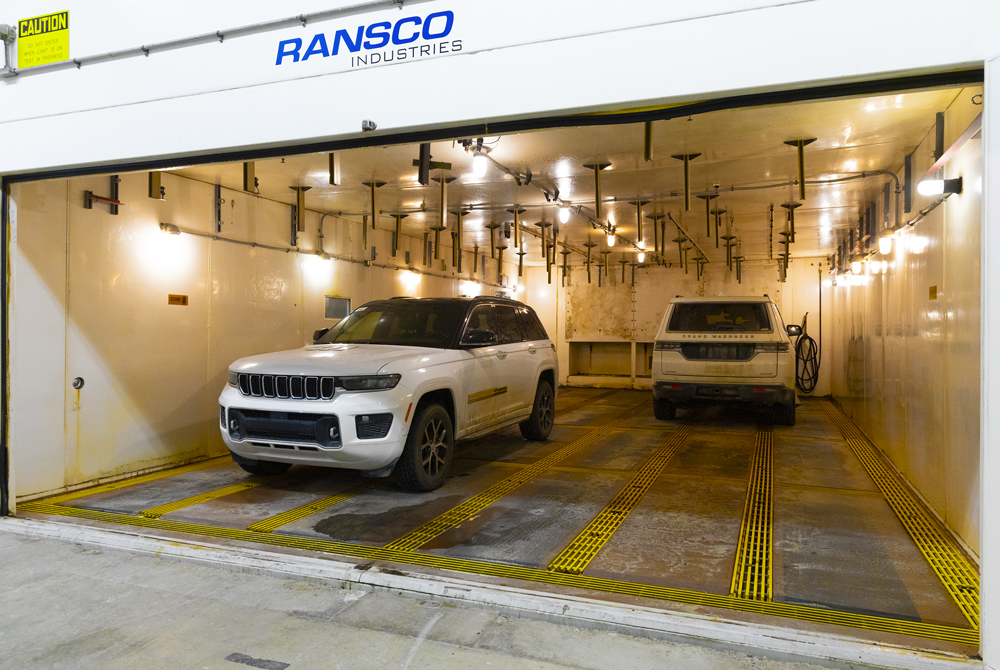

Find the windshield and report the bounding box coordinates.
[317,302,466,347]
[667,302,772,333]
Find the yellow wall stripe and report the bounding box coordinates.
[730,419,773,601]
[17,500,977,646]
[384,402,649,551]
[548,408,705,574]
[820,400,980,630]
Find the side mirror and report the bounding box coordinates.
[786,324,802,337]
[462,329,498,346]
[313,327,330,343]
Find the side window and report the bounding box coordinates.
[494,304,525,343]
[462,305,498,342]
[516,307,548,341]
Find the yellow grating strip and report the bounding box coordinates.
[17,500,978,646]
[819,400,980,630]
[730,420,773,601]
[139,481,263,519]
[385,401,650,551]
[548,409,706,574]
[32,456,229,505]
[247,481,384,533]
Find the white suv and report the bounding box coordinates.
[652,296,800,425]
[219,297,558,491]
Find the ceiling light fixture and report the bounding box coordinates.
[917,177,962,197]
[607,227,616,247]
[559,206,570,224]
[637,250,645,263]
[472,153,488,178]
[851,260,862,274]
[159,222,181,235]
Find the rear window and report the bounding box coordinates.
[516,307,549,341]
[667,303,772,333]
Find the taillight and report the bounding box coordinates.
[754,342,789,353]
[655,341,682,351]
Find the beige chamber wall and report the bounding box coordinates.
[9,171,519,501]
[829,104,982,555]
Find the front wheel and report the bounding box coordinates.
[395,403,454,492]
[520,380,555,441]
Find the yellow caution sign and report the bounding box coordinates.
[17,11,69,69]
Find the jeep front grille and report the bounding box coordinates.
[237,373,335,400]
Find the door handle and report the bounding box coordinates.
[528,347,537,354]
[496,351,507,359]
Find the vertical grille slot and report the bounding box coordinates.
[305,376,319,399]
[290,376,304,398]
[276,376,289,398]
[249,375,262,396]
[220,405,226,428]
[262,375,276,397]
[321,377,335,400]
[238,374,250,395]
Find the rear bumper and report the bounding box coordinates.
[653,381,794,406]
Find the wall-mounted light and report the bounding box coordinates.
[917,176,963,197]
[878,234,893,255]
[399,270,421,290]
[514,283,525,293]
[459,280,481,297]
[637,250,645,263]
[559,206,570,224]
[317,251,331,261]
[607,226,616,247]
[159,222,181,235]
[851,259,862,274]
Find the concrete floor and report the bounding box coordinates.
[13,388,977,660]
[0,530,875,670]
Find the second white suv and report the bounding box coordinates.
[219,297,558,491]
[652,296,800,425]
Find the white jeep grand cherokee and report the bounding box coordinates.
[652,296,800,425]
[219,297,558,491]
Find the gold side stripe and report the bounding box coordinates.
[247,481,384,533]
[548,409,706,574]
[820,400,980,630]
[18,501,978,646]
[139,481,263,519]
[730,420,773,601]
[468,386,508,404]
[385,402,649,551]
[33,456,229,505]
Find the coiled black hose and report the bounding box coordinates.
[795,313,820,394]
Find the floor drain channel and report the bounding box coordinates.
[548,408,706,575]
[730,418,773,601]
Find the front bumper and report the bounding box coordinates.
[653,381,795,406]
[218,383,411,471]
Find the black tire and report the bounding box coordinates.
[395,403,454,492]
[653,397,676,420]
[520,380,555,441]
[236,459,292,476]
[775,403,796,426]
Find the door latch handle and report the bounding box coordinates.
[528,347,537,354]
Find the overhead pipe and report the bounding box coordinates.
[697,194,719,236]
[784,138,817,200]
[671,153,700,211]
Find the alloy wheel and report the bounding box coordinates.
[420,418,449,476]
[538,389,554,432]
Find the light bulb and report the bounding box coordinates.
[637,251,645,263]
[878,235,892,255]
[607,233,615,247]
[851,260,862,274]
[637,240,645,250]
[559,207,570,223]
[917,179,943,196]
[472,153,488,178]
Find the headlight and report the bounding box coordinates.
[228,371,238,387]
[337,374,401,391]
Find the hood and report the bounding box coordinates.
[229,343,436,376]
